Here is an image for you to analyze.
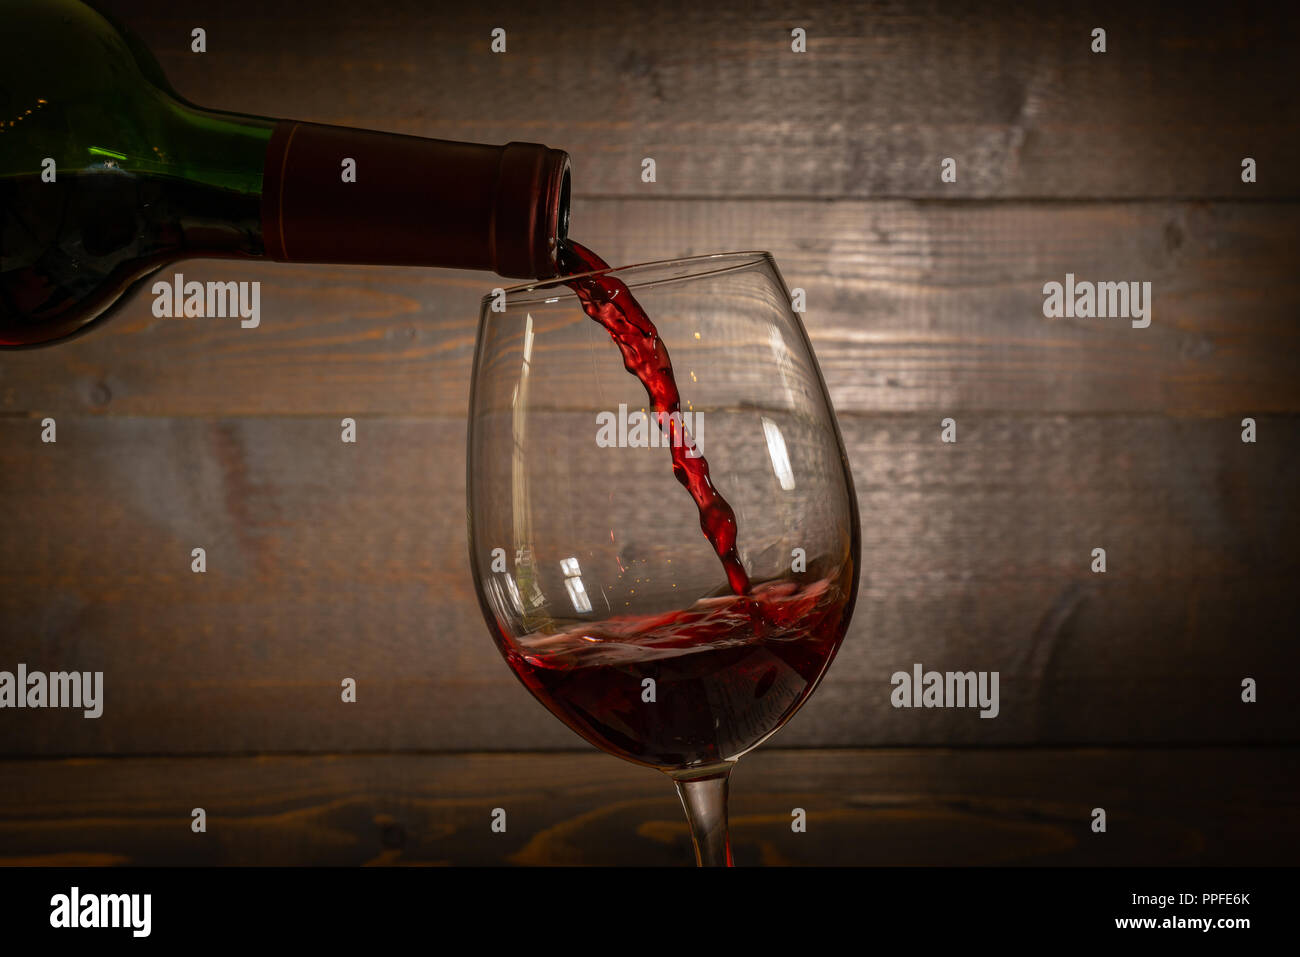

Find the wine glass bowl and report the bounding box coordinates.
[467,250,859,863]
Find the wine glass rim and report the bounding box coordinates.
[485,250,774,307]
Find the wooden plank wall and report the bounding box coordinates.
[0,0,1297,863]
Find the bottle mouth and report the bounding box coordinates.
[492,143,571,280]
[558,166,571,243]
[541,154,571,278]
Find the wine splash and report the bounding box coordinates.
[558,240,750,595]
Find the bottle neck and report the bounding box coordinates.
[155,104,274,260]
[165,106,570,279]
[158,98,571,277]
[257,121,569,278]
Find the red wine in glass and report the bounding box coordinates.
[506,576,848,768]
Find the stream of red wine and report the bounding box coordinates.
[557,240,750,595]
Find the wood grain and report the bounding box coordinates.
[3,199,1296,417]
[1,413,1294,754]
[96,0,1300,199]
[0,748,1293,865]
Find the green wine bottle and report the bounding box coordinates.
[0,0,571,347]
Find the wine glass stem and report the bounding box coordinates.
[672,767,734,867]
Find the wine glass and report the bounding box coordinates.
[466,251,860,865]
